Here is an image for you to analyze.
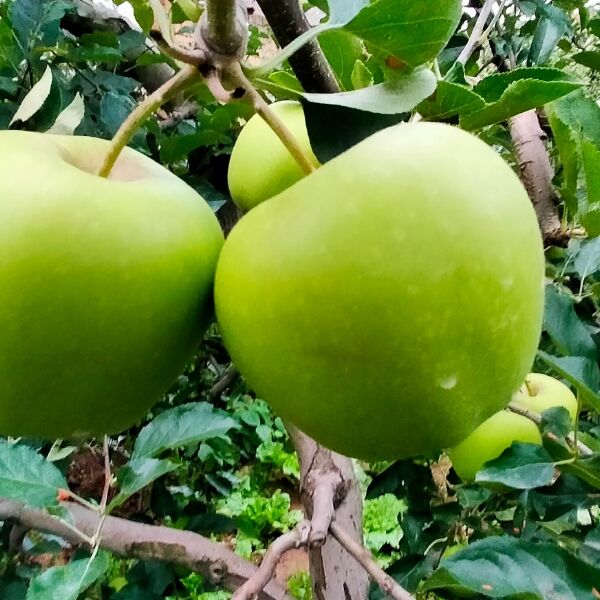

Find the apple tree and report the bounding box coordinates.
[0,0,598,599]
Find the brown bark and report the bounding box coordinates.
[508,110,565,245]
[255,0,339,93]
[0,499,291,600]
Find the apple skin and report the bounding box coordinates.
[448,411,543,482]
[215,122,545,460]
[0,131,224,439]
[227,101,317,212]
[512,373,578,425]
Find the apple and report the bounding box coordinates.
[215,122,545,460]
[0,131,224,439]
[448,410,543,482]
[227,101,317,212]
[512,372,578,425]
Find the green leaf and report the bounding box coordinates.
[417,80,485,121]
[528,6,569,65]
[573,51,600,71]
[27,553,109,600]
[460,68,581,130]
[47,93,85,135]
[582,139,600,205]
[476,443,555,490]
[543,285,597,359]
[133,402,238,459]
[561,457,600,491]
[423,536,600,598]
[9,0,70,50]
[546,89,600,147]
[109,458,179,511]
[572,238,600,280]
[9,65,53,126]
[350,60,374,90]
[318,29,366,91]
[344,0,462,67]
[159,131,227,163]
[326,0,370,24]
[537,352,600,412]
[303,68,436,114]
[0,441,68,507]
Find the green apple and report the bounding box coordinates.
[0,131,224,439]
[448,410,543,482]
[215,122,545,460]
[512,372,578,425]
[227,101,318,212]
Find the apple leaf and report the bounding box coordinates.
[537,352,600,413]
[9,0,70,49]
[540,406,572,438]
[109,458,179,511]
[460,68,582,130]
[343,0,462,67]
[9,64,53,126]
[543,285,597,360]
[318,29,367,91]
[561,457,600,491]
[133,402,238,459]
[26,553,109,600]
[528,5,570,65]
[47,92,85,135]
[423,536,600,598]
[582,139,600,205]
[417,80,485,121]
[571,238,600,281]
[326,0,369,25]
[0,441,68,508]
[546,89,600,147]
[475,443,556,490]
[303,68,436,114]
[573,51,600,71]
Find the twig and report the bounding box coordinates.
[329,520,416,600]
[456,0,497,66]
[0,499,292,600]
[97,64,199,178]
[507,403,594,457]
[227,62,318,175]
[209,365,239,400]
[232,522,310,600]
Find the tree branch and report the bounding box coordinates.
[456,0,496,66]
[288,425,369,600]
[508,110,565,244]
[256,0,339,93]
[329,521,415,600]
[0,499,292,600]
[200,0,248,58]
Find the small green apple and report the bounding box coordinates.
[215,122,545,460]
[227,101,317,212]
[0,131,224,439]
[448,410,543,482]
[512,373,578,425]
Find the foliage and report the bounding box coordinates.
[0,0,599,598]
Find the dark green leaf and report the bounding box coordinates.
[0,441,68,508]
[547,89,600,147]
[9,0,70,49]
[528,6,569,65]
[461,68,582,130]
[476,443,555,490]
[543,285,597,359]
[424,536,600,598]
[160,131,227,163]
[26,553,109,600]
[133,402,238,459]
[573,51,600,71]
[417,80,485,120]
[109,458,179,511]
[572,238,600,280]
[582,139,600,205]
[540,407,572,438]
[561,457,600,491]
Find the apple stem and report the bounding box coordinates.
[96,64,199,178]
[227,62,319,176]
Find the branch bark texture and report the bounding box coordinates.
[256,0,339,93]
[0,499,292,600]
[508,110,564,244]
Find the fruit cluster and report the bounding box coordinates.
[0,102,552,467]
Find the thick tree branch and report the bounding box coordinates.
[508,110,565,245]
[0,499,292,600]
[288,425,369,600]
[256,0,339,93]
